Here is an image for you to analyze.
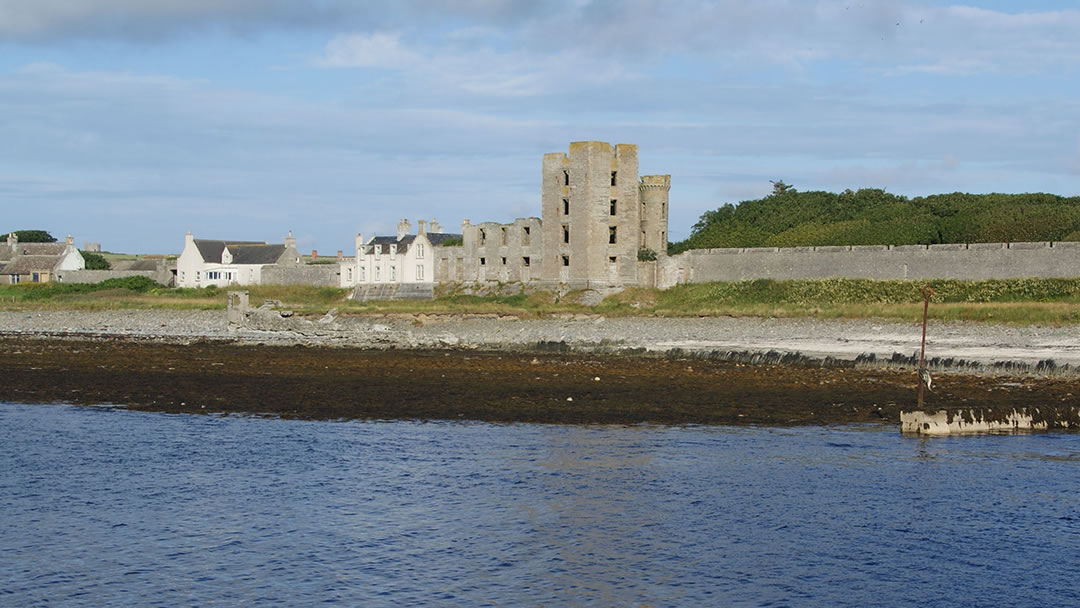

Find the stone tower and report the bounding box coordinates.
[540,141,668,288]
[639,174,670,253]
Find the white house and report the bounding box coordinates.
[340,219,460,289]
[177,231,302,288]
[0,233,85,284]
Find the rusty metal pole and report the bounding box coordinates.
[917,285,934,408]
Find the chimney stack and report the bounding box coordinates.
[284,231,296,249]
[418,219,427,235]
[397,219,411,240]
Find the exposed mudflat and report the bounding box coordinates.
[3,336,1079,425]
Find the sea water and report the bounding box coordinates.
[2,402,1078,606]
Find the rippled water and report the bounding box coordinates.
[2,403,1079,606]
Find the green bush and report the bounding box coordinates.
[681,190,1080,251]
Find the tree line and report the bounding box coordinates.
[669,186,1080,254]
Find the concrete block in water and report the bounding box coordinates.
[901,407,1079,435]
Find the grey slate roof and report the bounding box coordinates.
[193,239,281,265]
[229,244,286,264]
[363,232,463,255]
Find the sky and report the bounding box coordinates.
[1,0,1078,254]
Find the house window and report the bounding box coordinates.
[375,266,381,281]
[390,265,396,281]
[561,255,570,266]
[522,226,530,245]
[480,257,486,266]
[196,271,201,282]
[375,246,380,259]
[610,199,617,215]
[10,274,18,284]
[31,272,39,282]
[416,265,424,280]
[347,268,353,281]
[360,266,366,281]
[563,169,569,185]
[416,244,424,259]
[523,257,530,267]
[562,225,569,243]
[611,171,617,186]
[390,245,396,256]
[609,226,617,244]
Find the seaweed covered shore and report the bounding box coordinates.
[4,336,1079,426]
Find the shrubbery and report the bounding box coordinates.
[671,189,1080,253]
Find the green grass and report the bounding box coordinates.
[2,277,1079,325]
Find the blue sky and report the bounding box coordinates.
[2,0,1078,254]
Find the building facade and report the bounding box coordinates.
[341,219,461,293]
[0,233,85,284]
[176,232,302,288]
[431,141,670,290]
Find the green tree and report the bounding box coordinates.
[5,230,56,242]
[81,251,110,270]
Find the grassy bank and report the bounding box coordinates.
[1,277,1078,325]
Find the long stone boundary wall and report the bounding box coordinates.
[657,241,1080,288]
[56,269,171,286]
[261,265,339,287]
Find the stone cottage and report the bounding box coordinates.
[0,233,85,284]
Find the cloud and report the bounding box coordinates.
[316,32,420,69]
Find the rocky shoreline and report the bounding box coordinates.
[3,309,1079,373]
[3,309,1079,425]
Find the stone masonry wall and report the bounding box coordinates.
[658,241,1080,288]
[261,264,339,287]
[56,269,171,286]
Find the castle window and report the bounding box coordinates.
[501,227,508,246]
[480,257,486,266]
[522,226,530,245]
[501,257,507,265]
[662,202,666,216]
[522,256,530,267]
[562,225,570,243]
[479,229,486,245]
[563,170,569,186]
[609,226,617,244]
[611,171,617,186]
[562,255,570,266]
[609,256,617,264]
[641,231,647,247]
[610,199,617,215]
[562,198,569,215]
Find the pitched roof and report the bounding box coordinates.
[113,259,160,271]
[193,239,267,264]
[14,243,67,256]
[3,255,63,274]
[228,244,286,265]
